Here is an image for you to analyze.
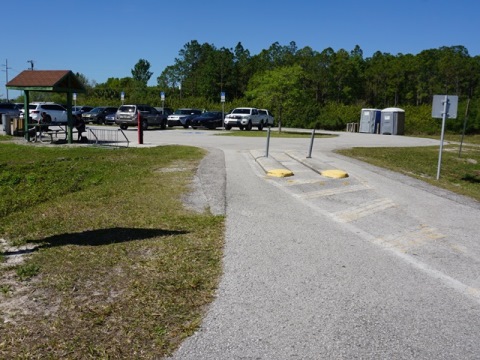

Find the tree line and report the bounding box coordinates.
[20,41,480,134]
[154,41,480,134]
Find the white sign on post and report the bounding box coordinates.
[432,95,458,119]
[161,92,165,101]
[221,92,225,103]
[433,95,459,180]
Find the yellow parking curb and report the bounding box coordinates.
[267,169,294,177]
[321,169,349,178]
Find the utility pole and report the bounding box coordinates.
[2,59,12,101]
[27,60,35,70]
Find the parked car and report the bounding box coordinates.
[154,107,174,116]
[190,111,224,129]
[72,105,94,120]
[167,108,202,128]
[13,103,25,115]
[152,108,170,126]
[0,103,22,118]
[181,113,201,129]
[115,104,167,130]
[104,112,116,125]
[82,106,118,124]
[26,102,68,123]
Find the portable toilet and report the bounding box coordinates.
[380,107,405,135]
[359,108,381,133]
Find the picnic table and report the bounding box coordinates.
[28,122,69,143]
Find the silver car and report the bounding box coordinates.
[115,104,167,130]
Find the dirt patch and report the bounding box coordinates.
[0,239,54,325]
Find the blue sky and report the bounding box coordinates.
[2,0,479,95]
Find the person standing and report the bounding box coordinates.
[74,116,87,142]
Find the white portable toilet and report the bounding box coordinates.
[380,107,405,135]
[359,108,381,133]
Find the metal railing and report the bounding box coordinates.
[86,127,129,147]
[345,122,359,132]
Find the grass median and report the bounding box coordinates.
[336,139,480,202]
[0,140,224,358]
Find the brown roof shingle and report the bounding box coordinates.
[6,70,86,93]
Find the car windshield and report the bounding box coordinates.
[200,112,216,117]
[232,108,250,114]
[118,106,135,113]
[90,107,105,114]
[174,109,193,115]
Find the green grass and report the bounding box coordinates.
[415,133,480,145]
[0,135,13,142]
[15,263,40,281]
[0,142,224,358]
[336,141,480,201]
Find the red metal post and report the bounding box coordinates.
[137,110,143,144]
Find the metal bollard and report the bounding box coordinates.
[265,126,271,158]
[307,128,316,158]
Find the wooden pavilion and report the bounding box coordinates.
[6,70,86,143]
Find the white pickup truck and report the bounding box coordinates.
[259,109,274,127]
[224,107,265,131]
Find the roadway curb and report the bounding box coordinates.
[250,150,294,177]
[286,151,349,178]
[250,150,349,179]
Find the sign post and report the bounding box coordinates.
[160,91,165,114]
[121,91,125,105]
[221,92,225,129]
[432,95,458,180]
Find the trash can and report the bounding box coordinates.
[2,114,12,135]
[380,108,405,135]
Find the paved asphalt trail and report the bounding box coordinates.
[120,128,480,359]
